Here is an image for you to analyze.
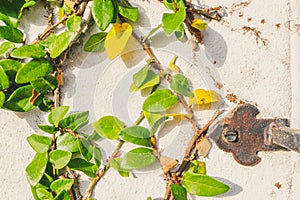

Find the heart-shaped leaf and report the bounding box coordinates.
[49,149,72,169]
[68,158,98,178]
[27,134,51,153]
[15,58,53,84]
[57,133,79,153]
[182,172,229,196]
[3,85,36,112]
[142,89,178,113]
[11,44,46,59]
[84,32,107,52]
[48,106,69,127]
[0,26,23,43]
[170,74,194,97]
[130,70,160,92]
[92,0,115,31]
[118,126,152,147]
[93,116,125,140]
[40,32,74,58]
[121,147,156,170]
[25,152,48,186]
[59,111,89,131]
[77,138,93,161]
[105,23,132,60]
[50,179,74,194]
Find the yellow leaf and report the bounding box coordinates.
[168,55,180,72]
[188,89,220,105]
[105,23,132,60]
[191,19,208,31]
[164,113,192,120]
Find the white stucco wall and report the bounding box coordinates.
[0,0,299,199]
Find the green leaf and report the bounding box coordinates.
[26,152,48,186]
[31,75,58,95]
[93,116,125,140]
[66,14,81,32]
[50,179,74,194]
[142,89,178,113]
[38,125,58,135]
[36,188,53,200]
[59,111,89,131]
[49,149,72,169]
[77,138,93,161]
[0,65,9,90]
[162,0,186,36]
[3,85,35,112]
[15,58,53,84]
[182,172,230,196]
[130,70,160,92]
[0,59,22,80]
[92,0,115,31]
[11,44,46,59]
[48,106,69,127]
[0,0,24,27]
[109,157,129,177]
[0,26,23,43]
[40,32,74,58]
[133,64,149,88]
[116,0,138,22]
[18,1,36,19]
[83,32,107,52]
[189,160,206,175]
[170,74,194,97]
[0,41,14,57]
[57,133,79,153]
[170,184,188,200]
[0,91,5,108]
[68,158,98,178]
[93,146,102,168]
[53,190,71,200]
[150,116,170,136]
[118,126,152,147]
[27,134,51,153]
[121,147,156,170]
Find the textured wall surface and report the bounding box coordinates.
[0,0,299,199]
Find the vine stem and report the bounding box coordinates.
[82,113,145,199]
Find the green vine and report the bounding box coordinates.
[0,0,229,199]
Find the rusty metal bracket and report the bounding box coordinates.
[209,103,289,166]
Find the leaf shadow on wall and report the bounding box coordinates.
[203,27,228,68]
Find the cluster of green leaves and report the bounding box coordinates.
[26,106,102,200]
[93,116,156,174]
[0,0,82,112]
[84,0,138,59]
[128,58,229,198]
[161,0,208,40]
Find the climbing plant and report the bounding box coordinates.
[0,0,228,199]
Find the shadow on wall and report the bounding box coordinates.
[203,27,228,68]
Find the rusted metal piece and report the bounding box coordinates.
[209,103,289,166]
